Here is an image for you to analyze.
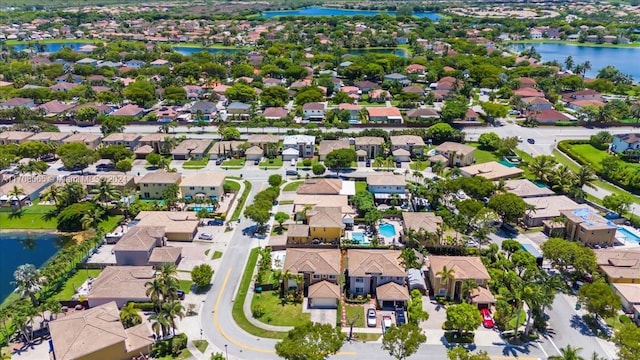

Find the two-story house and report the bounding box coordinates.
[247,134,280,157]
[390,135,425,162]
[302,102,326,122]
[522,97,554,111]
[138,133,174,154]
[190,101,218,122]
[283,135,315,160]
[428,256,493,305]
[0,97,35,110]
[101,133,141,150]
[138,170,182,199]
[62,133,102,150]
[27,132,71,145]
[283,248,341,308]
[594,249,640,323]
[286,206,345,246]
[0,131,34,145]
[113,226,178,267]
[125,59,146,69]
[355,136,385,161]
[434,142,475,167]
[560,208,617,247]
[180,171,225,202]
[338,103,361,123]
[611,134,640,155]
[171,139,212,160]
[368,107,403,124]
[383,73,410,85]
[318,140,350,161]
[347,249,409,308]
[366,174,406,202]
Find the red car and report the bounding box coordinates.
[480,308,494,328]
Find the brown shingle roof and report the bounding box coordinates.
[308,206,345,228]
[283,248,341,275]
[366,174,406,186]
[134,211,199,234]
[355,136,384,146]
[248,134,280,144]
[402,212,443,233]
[149,247,182,264]
[138,170,181,185]
[390,135,425,147]
[113,226,164,252]
[180,171,225,187]
[435,142,475,156]
[376,282,410,301]
[318,140,350,156]
[308,280,340,299]
[88,266,154,302]
[347,249,404,277]
[429,256,491,280]
[297,179,343,195]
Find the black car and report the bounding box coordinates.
[527,138,535,144]
[176,290,185,300]
[395,308,406,326]
[207,219,224,226]
[395,162,401,168]
[365,159,371,167]
[254,159,260,165]
[215,159,223,165]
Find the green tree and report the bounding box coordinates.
[163,85,188,105]
[191,264,213,290]
[480,102,508,121]
[274,212,289,230]
[447,346,491,360]
[331,91,352,105]
[613,323,640,360]
[120,302,142,329]
[540,238,597,277]
[446,303,482,335]
[427,123,462,143]
[275,322,345,360]
[123,79,156,107]
[381,323,427,360]
[92,178,120,203]
[501,239,521,258]
[527,155,557,183]
[324,148,356,176]
[19,141,51,159]
[487,193,526,224]
[56,142,98,173]
[81,206,105,231]
[441,97,468,122]
[407,289,429,324]
[436,265,456,298]
[7,185,25,212]
[162,184,180,208]
[294,86,324,106]
[578,279,621,320]
[269,174,283,187]
[115,159,132,173]
[75,106,98,123]
[146,153,163,168]
[225,83,257,103]
[477,132,501,151]
[261,86,290,107]
[11,264,44,306]
[100,117,125,136]
[602,193,633,215]
[548,345,585,360]
[221,127,241,140]
[244,202,271,226]
[398,248,422,270]
[312,163,326,175]
[98,145,133,162]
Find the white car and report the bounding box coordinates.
[199,233,213,240]
[367,308,377,327]
[382,316,393,332]
[517,136,524,142]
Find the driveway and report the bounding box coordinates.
[308,308,337,325]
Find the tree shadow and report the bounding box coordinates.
[569,314,594,336]
[8,210,24,220]
[491,340,534,357]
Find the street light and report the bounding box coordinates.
[224,344,228,360]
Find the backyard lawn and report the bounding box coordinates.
[355,181,367,193]
[283,180,304,192]
[468,143,500,164]
[251,290,310,327]
[409,160,428,171]
[179,280,193,294]
[259,158,283,168]
[53,269,102,301]
[0,204,57,229]
[568,144,610,171]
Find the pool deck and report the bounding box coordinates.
[379,220,403,246]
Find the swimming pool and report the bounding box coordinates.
[379,223,396,237]
[617,227,640,243]
[192,205,215,212]
[351,232,370,245]
[498,159,518,168]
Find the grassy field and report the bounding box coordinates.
[251,290,311,327]
[192,340,208,353]
[283,180,304,192]
[183,156,209,169]
[468,143,500,164]
[344,305,365,327]
[53,269,102,301]
[232,248,287,339]
[222,158,246,168]
[409,160,428,171]
[355,181,367,193]
[259,158,283,168]
[230,180,252,221]
[0,204,57,229]
[212,251,223,260]
[224,180,241,192]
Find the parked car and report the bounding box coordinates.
[501,223,518,234]
[517,136,524,142]
[395,308,406,326]
[527,138,535,144]
[480,308,494,328]
[199,233,213,240]
[177,290,185,300]
[367,308,377,327]
[290,158,296,166]
[382,316,392,333]
[365,159,371,167]
[215,159,223,165]
[286,169,298,176]
[254,159,260,165]
[207,219,224,226]
[395,162,401,168]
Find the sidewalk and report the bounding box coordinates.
[224,179,245,223]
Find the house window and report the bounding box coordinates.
[210,187,215,190]
[190,187,195,190]
[476,279,483,285]
[312,275,320,280]
[143,184,148,187]
[355,287,364,294]
[355,277,364,283]
[438,288,446,296]
[328,275,336,280]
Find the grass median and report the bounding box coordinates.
[231,248,287,339]
[230,180,252,221]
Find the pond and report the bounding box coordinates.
[347,48,408,58]
[0,231,70,303]
[262,6,440,20]
[509,42,640,80]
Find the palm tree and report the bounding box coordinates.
[145,278,165,311]
[162,300,185,334]
[120,302,142,328]
[40,184,62,206]
[564,56,574,72]
[581,61,591,77]
[92,178,120,204]
[149,311,171,338]
[631,102,640,123]
[81,207,104,231]
[548,345,585,360]
[575,166,597,189]
[527,156,557,183]
[431,160,445,176]
[595,106,615,123]
[461,279,479,303]
[436,265,456,299]
[12,264,44,306]
[8,185,25,212]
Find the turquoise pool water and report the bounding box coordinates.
[379,223,396,237]
[498,159,518,168]
[192,205,215,212]
[351,232,369,245]
[617,227,640,243]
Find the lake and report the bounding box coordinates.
[509,43,640,80]
[347,48,408,58]
[0,231,68,303]
[262,6,440,20]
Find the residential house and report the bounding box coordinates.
[87,266,154,308]
[35,100,74,116]
[347,249,409,308]
[137,170,181,199]
[518,77,537,88]
[390,135,425,161]
[402,86,425,98]
[296,178,355,196]
[282,248,341,308]
[567,99,605,111]
[368,89,391,103]
[402,211,443,236]
[611,134,640,154]
[354,80,379,94]
[113,226,166,266]
[171,139,212,160]
[180,171,225,202]
[134,211,199,242]
[561,90,602,103]
[302,102,326,122]
[27,131,71,145]
[283,135,315,160]
[523,195,583,227]
[286,206,346,245]
[527,109,571,124]
[125,59,145,69]
[428,256,493,305]
[406,64,426,74]
[434,142,475,167]
[529,29,543,39]
[226,102,251,119]
[138,133,174,154]
[502,179,555,198]
[61,172,135,193]
[208,140,246,160]
[48,301,154,360]
[190,101,217,121]
[111,104,145,117]
[318,140,350,161]
[0,174,56,207]
[0,97,35,110]
[368,107,403,124]
[76,58,98,66]
[247,134,280,157]
[101,133,141,150]
[366,174,406,201]
[263,107,289,120]
[50,82,79,92]
[513,88,545,98]
[560,208,617,247]
[383,73,410,85]
[62,133,102,149]
[594,249,640,322]
[0,131,34,144]
[338,103,361,122]
[460,161,524,181]
[406,108,440,122]
[354,137,384,161]
[465,108,479,121]
[151,59,169,67]
[522,97,554,111]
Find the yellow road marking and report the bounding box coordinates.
[213,269,357,356]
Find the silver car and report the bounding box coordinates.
[367,308,377,327]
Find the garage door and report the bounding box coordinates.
[310,297,337,309]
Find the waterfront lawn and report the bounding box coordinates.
[0,204,57,229]
[283,181,304,192]
[53,269,102,301]
[100,215,123,233]
[251,290,310,327]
